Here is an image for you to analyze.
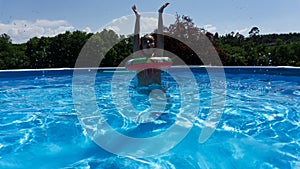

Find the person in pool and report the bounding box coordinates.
[132,2,170,86]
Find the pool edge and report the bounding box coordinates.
[0,66,299,78]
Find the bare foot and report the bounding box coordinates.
[158,2,170,13]
[132,5,140,16]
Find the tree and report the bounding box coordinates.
[2,16,300,69]
[26,37,50,68]
[0,34,29,69]
[163,14,209,65]
[249,27,260,37]
[0,34,12,69]
[99,29,120,66]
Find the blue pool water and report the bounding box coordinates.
[0,67,299,169]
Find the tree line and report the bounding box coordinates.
[1,15,300,69]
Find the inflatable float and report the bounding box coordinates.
[125,57,172,71]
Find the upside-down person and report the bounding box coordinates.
[131,2,170,86]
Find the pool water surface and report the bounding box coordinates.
[0,67,299,169]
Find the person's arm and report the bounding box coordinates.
[157,2,169,56]
[132,5,140,55]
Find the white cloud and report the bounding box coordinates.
[99,15,155,36]
[106,25,121,34]
[83,27,92,33]
[0,19,74,43]
[111,16,128,24]
[99,13,175,36]
[236,27,249,35]
[204,24,217,33]
[98,15,133,35]
[140,16,158,34]
[35,19,68,27]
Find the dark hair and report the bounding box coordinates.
[140,34,156,49]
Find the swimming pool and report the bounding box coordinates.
[0,67,299,168]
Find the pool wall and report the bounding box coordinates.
[0,66,299,78]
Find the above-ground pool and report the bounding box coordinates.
[0,67,299,169]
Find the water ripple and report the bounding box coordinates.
[0,70,299,168]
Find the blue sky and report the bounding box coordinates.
[1,0,300,43]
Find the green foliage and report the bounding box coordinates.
[1,19,300,69]
[214,27,300,66]
[0,34,29,69]
[102,35,133,67]
[23,31,93,69]
[162,14,206,65]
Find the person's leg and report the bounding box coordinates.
[132,5,140,55]
[157,2,170,55]
[141,3,170,86]
[136,3,169,87]
[132,5,150,86]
